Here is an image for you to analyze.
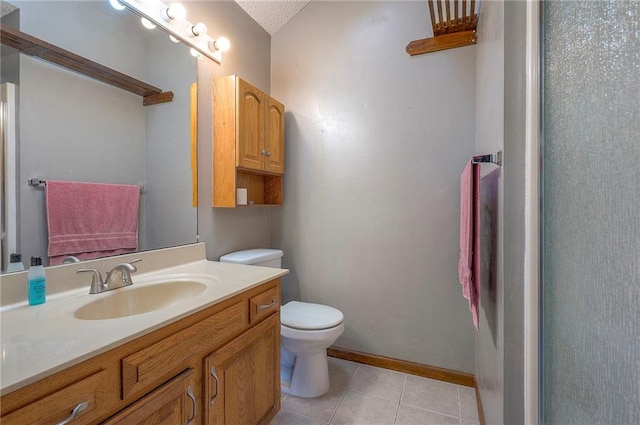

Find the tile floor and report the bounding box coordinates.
[270,357,480,425]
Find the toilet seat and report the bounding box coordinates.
[281,301,344,331]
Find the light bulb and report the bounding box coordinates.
[169,35,180,43]
[141,17,157,30]
[109,0,126,11]
[162,3,186,21]
[209,36,231,52]
[190,48,200,58]
[191,22,208,36]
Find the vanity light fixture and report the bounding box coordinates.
[169,34,180,43]
[209,37,231,52]
[109,0,126,11]
[189,48,200,58]
[191,22,208,37]
[140,17,157,29]
[161,2,186,21]
[115,0,226,63]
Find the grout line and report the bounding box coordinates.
[279,408,326,424]
[346,388,403,403]
[393,374,408,425]
[345,361,360,390]
[458,386,463,419]
[400,400,462,420]
[327,387,349,425]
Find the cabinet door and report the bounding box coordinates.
[264,97,285,175]
[205,314,280,425]
[102,369,197,425]
[237,78,265,171]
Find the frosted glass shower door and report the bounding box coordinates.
[542,1,640,423]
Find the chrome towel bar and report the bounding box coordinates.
[472,151,502,166]
[28,178,144,192]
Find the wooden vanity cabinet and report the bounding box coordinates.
[213,75,285,208]
[0,279,281,425]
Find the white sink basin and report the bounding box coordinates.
[73,280,208,320]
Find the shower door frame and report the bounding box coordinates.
[524,0,542,424]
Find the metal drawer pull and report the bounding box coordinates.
[186,385,196,425]
[210,367,219,404]
[258,299,276,311]
[56,401,88,425]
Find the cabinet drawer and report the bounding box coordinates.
[1,369,111,425]
[249,286,279,324]
[122,301,247,400]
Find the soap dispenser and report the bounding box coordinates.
[28,257,46,305]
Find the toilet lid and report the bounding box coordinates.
[281,301,344,330]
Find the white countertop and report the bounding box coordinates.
[0,260,287,395]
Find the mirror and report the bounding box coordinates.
[0,1,198,272]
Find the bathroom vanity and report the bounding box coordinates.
[0,244,286,425]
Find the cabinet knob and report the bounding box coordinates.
[260,149,267,155]
[265,151,271,157]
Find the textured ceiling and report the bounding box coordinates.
[234,1,311,35]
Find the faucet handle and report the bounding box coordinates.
[108,259,141,287]
[113,258,141,273]
[76,269,104,294]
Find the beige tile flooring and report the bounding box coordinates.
[270,357,480,425]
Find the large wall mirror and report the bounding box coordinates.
[0,0,198,272]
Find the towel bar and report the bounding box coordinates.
[472,151,502,166]
[28,178,145,192]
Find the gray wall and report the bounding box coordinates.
[271,1,476,373]
[543,1,640,423]
[474,2,504,423]
[475,2,528,423]
[191,1,274,261]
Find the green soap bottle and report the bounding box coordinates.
[28,257,46,305]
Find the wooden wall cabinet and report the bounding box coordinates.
[213,75,285,208]
[0,280,281,425]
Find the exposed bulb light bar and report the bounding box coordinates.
[117,0,225,63]
[209,37,231,52]
[161,3,186,21]
[109,0,126,11]
[141,17,157,29]
[191,22,208,37]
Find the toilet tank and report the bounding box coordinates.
[219,249,283,268]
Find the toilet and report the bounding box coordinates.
[219,249,344,398]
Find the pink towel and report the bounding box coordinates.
[46,180,140,265]
[458,161,480,330]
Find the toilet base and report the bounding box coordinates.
[281,351,330,398]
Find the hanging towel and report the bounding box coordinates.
[458,161,480,330]
[46,180,140,265]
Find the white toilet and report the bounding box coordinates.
[219,249,345,398]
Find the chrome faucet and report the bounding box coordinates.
[77,259,141,294]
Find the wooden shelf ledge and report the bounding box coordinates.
[0,26,173,106]
[406,30,477,56]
